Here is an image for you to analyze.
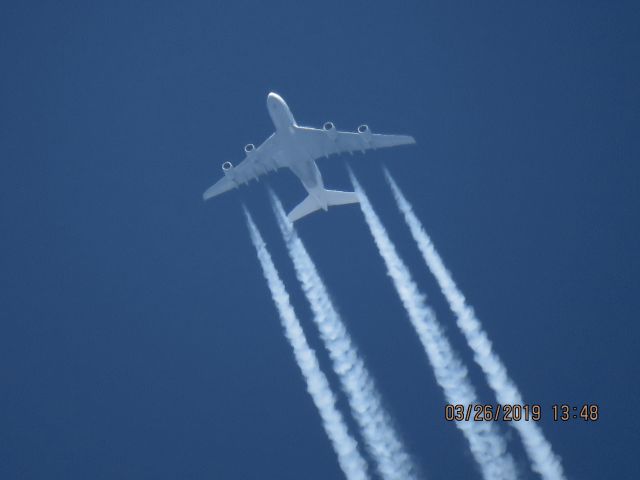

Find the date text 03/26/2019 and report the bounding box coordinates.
[444,404,600,422]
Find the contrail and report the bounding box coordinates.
[384,169,566,480]
[349,170,518,480]
[244,208,370,480]
[270,192,419,480]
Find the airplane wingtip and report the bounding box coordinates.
[203,190,216,201]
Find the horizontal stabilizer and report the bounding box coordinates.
[288,195,321,222]
[288,189,360,222]
[324,189,359,207]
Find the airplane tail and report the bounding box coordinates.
[288,189,360,222]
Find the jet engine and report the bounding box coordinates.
[244,143,255,154]
[356,124,373,152]
[222,161,234,174]
[323,121,337,140]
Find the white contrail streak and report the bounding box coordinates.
[384,169,567,480]
[349,170,518,480]
[270,193,419,480]
[244,208,370,480]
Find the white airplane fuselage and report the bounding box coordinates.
[203,91,415,221]
[266,93,329,210]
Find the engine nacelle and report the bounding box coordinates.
[323,121,337,140]
[244,143,255,154]
[356,124,373,152]
[222,161,234,174]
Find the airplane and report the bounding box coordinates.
[203,92,416,221]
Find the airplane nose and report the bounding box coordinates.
[268,92,282,105]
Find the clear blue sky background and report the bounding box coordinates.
[1,1,639,479]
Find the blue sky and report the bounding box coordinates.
[1,1,639,478]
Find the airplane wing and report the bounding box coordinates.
[203,134,282,200]
[294,125,415,160]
